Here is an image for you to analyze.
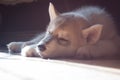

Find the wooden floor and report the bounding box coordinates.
[0,52,120,80]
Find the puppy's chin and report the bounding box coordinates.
[21,46,40,57]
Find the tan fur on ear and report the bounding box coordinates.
[49,2,59,21]
[82,24,103,44]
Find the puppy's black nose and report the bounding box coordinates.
[38,44,46,51]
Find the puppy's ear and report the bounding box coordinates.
[49,2,59,21]
[82,24,103,44]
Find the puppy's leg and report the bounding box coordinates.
[7,32,45,55]
[7,41,34,54]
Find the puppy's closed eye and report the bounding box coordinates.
[57,37,69,46]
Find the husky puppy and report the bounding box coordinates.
[7,3,120,59]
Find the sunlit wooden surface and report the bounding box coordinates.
[0,52,120,80]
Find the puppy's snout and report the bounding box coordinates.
[38,44,46,51]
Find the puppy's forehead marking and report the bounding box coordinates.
[47,14,83,35]
[47,16,68,32]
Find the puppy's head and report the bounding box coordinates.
[36,3,103,59]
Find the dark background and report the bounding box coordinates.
[0,0,120,48]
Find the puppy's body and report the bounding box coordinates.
[7,3,120,59]
[65,7,120,59]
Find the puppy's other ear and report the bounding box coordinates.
[49,2,59,21]
[82,24,103,44]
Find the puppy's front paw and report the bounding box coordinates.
[7,42,24,54]
[21,45,40,57]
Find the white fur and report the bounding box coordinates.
[21,45,37,57]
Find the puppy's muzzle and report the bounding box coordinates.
[37,32,53,52]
